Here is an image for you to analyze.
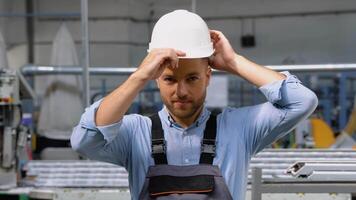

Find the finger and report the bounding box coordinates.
[174,50,185,68]
[211,36,218,43]
[155,60,169,79]
[155,48,182,68]
[210,33,220,45]
[208,56,216,69]
[209,29,218,34]
[168,57,177,69]
[154,49,174,65]
[210,29,222,35]
[210,30,224,41]
[210,30,220,38]
[208,55,214,64]
[210,31,218,41]
[175,49,186,57]
[166,49,179,68]
[162,59,171,69]
[171,50,185,68]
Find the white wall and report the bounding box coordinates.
[33,0,150,67]
[1,0,26,46]
[2,0,356,67]
[151,0,356,65]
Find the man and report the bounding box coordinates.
[71,10,318,200]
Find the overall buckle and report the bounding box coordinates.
[201,139,216,156]
[152,139,166,154]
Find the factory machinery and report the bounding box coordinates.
[249,149,356,200]
[0,69,24,189]
[1,149,353,200]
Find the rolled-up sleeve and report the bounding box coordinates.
[70,99,133,167]
[245,71,318,154]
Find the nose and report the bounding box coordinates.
[176,81,188,99]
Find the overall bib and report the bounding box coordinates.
[138,113,233,200]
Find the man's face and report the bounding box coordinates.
[156,58,211,121]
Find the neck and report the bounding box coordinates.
[168,105,204,128]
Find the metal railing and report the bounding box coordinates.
[21,63,356,76]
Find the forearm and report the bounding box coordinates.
[248,72,318,153]
[95,72,148,126]
[230,54,286,87]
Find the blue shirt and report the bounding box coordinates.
[71,71,318,200]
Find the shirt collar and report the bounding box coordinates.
[158,105,211,130]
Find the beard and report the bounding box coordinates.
[161,91,206,121]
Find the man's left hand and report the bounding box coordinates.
[209,30,237,74]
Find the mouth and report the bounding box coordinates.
[172,100,192,106]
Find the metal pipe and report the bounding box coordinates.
[265,63,356,72]
[308,171,356,181]
[191,0,197,13]
[203,9,356,21]
[251,158,356,163]
[260,183,356,193]
[21,65,136,75]
[287,161,356,176]
[16,70,37,104]
[38,15,149,23]
[255,152,356,157]
[21,64,356,76]
[0,12,80,18]
[339,73,348,130]
[262,148,356,152]
[14,9,356,22]
[251,168,262,200]
[26,0,34,63]
[81,0,90,107]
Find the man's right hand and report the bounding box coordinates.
[134,48,186,80]
[95,49,185,126]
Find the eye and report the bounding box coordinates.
[187,76,199,82]
[163,77,176,84]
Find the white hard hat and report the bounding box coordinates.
[148,10,214,59]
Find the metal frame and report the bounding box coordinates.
[20,63,356,132]
[0,12,80,18]
[251,150,356,200]
[21,65,135,76]
[191,0,197,13]
[21,64,356,76]
[286,161,356,177]
[251,167,356,200]
[338,71,356,130]
[16,71,37,103]
[22,149,356,190]
[21,63,356,112]
[81,0,90,107]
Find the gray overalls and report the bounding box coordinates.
[138,113,233,200]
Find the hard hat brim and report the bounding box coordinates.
[147,44,214,59]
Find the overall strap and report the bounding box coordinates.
[199,113,218,164]
[150,113,167,165]
[150,112,219,165]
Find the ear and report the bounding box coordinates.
[155,78,160,89]
[206,66,212,86]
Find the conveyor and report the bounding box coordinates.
[20,149,356,186]
[249,149,356,200]
[24,160,129,188]
[1,149,354,200]
[287,161,356,178]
